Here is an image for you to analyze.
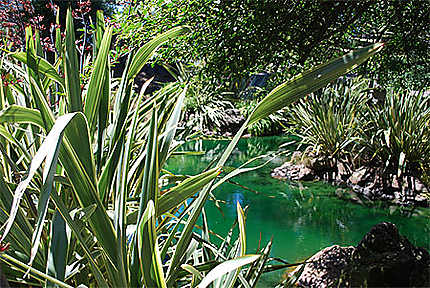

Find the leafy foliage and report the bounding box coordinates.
[0,9,381,286]
[360,89,430,180]
[113,0,428,90]
[167,63,235,134]
[237,99,287,137]
[289,78,369,159]
[289,77,430,193]
[0,0,114,53]
[349,1,430,89]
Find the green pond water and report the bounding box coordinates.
[165,136,430,286]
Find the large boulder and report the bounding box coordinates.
[292,222,430,287]
[345,222,430,287]
[294,245,354,288]
[219,108,245,134]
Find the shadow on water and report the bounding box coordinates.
[165,136,430,286]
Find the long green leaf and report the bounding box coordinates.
[34,30,43,57]
[137,200,166,288]
[249,43,384,125]
[0,173,34,256]
[158,86,186,168]
[197,255,260,288]
[28,117,63,268]
[109,52,133,150]
[25,26,55,131]
[132,107,164,287]
[56,114,118,273]
[0,105,44,128]
[113,78,147,287]
[182,263,203,288]
[64,9,82,112]
[127,26,190,82]
[214,202,247,288]
[211,155,275,191]
[94,10,105,57]
[10,52,65,88]
[98,78,152,204]
[55,6,61,57]
[157,167,221,215]
[0,253,72,288]
[83,26,113,133]
[95,10,110,175]
[45,212,67,288]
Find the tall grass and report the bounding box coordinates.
[289,76,430,194]
[289,78,369,164]
[360,89,430,188]
[0,9,382,287]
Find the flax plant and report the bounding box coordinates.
[360,89,430,189]
[289,78,369,160]
[0,9,382,287]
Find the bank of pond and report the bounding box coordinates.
[165,136,430,286]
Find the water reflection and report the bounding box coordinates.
[166,137,430,265]
[225,190,247,215]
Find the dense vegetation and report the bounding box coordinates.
[289,78,430,195]
[111,0,429,136]
[114,0,429,89]
[0,0,427,287]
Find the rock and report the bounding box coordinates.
[348,167,369,186]
[271,162,314,181]
[292,222,430,288]
[219,108,245,133]
[271,151,428,207]
[415,193,429,206]
[293,245,354,288]
[346,222,430,287]
[291,151,303,164]
[295,165,314,181]
[271,163,287,179]
[336,161,349,181]
[414,179,426,193]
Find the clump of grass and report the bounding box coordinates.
[289,77,368,161]
[360,89,430,190]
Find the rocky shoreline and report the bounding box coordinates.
[290,222,430,288]
[272,151,429,207]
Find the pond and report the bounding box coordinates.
[165,136,430,286]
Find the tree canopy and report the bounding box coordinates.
[114,0,430,89]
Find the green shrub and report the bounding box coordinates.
[360,89,430,180]
[237,99,288,136]
[289,78,369,160]
[173,64,235,133]
[0,9,382,286]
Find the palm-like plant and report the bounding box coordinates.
[360,89,430,189]
[0,9,382,287]
[289,78,369,160]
